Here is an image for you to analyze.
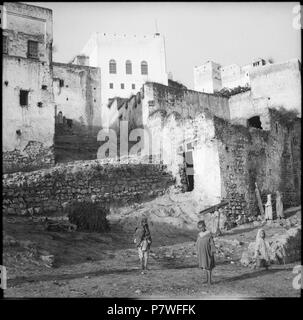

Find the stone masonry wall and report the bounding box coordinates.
[3,141,55,174]
[214,109,301,225]
[2,159,175,216]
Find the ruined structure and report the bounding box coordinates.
[2,2,301,228]
[108,81,301,224]
[2,2,102,171]
[193,58,301,108]
[53,62,102,162]
[2,2,55,173]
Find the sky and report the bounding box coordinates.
[31,1,301,89]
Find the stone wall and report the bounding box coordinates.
[3,141,55,174]
[2,159,175,216]
[214,108,301,224]
[241,227,301,266]
[53,62,101,128]
[53,62,102,163]
[249,59,301,116]
[2,2,55,173]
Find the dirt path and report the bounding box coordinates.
[3,206,301,298]
[5,261,299,298]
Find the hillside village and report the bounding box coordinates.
[2,2,301,298]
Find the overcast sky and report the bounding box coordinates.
[32,1,301,89]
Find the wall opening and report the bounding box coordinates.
[185,151,194,191]
[247,116,262,129]
[19,90,29,106]
[27,40,38,59]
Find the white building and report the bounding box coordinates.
[193,61,222,93]
[74,32,168,127]
[194,58,269,93]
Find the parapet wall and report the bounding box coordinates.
[2,159,175,216]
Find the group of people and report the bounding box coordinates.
[264,190,284,221]
[133,216,272,285]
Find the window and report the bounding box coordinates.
[121,83,124,89]
[20,90,29,106]
[126,60,132,74]
[141,61,148,75]
[132,84,135,90]
[27,40,38,59]
[59,79,64,87]
[247,116,262,129]
[109,83,114,89]
[109,59,117,74]
[3,35,8,54]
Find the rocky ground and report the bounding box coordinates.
[3,198,301,298]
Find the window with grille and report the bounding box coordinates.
[109,83,114,89]
[141,61,148,75]
[20,90,29,106]
[109,59,117,74]
[126,60,132,74]
[27,40,38,59]
[3,36,8,54]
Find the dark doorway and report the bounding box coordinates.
[247,116,262,129]
[185,150,194,191]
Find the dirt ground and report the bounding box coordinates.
[3,203,301,299]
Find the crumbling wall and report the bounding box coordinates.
[2,56,55,173]
[142,82,230,122]
[53,63,102,163]
[53,62,101,127]
[2,2,55,173]
[214,108,301,224]
[2,159,175,216]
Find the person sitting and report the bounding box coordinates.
[254,228,271,269]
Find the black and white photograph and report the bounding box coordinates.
[1,1,302,303]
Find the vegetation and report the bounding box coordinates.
[214,86,251,98]
[65,200,110,232]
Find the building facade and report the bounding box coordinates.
[2,2,55,173]
[194,58,268,93]
[74,32,168,127]
[2,2,102,171]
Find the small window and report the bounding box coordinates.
[109,83,114,89]
[41,85,47,90]
[20,90,29,106]
[109,59,117,74]
[126,60,132,74]
[119,114,123,121]
[59,79,64,87]
[132,84,135,90]
[121,83,124,89]
[141,61,148,75]
[3,35,8,54]
[27,40,38,59]
[247,116,262,129]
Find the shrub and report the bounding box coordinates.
[65,200,110,232]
